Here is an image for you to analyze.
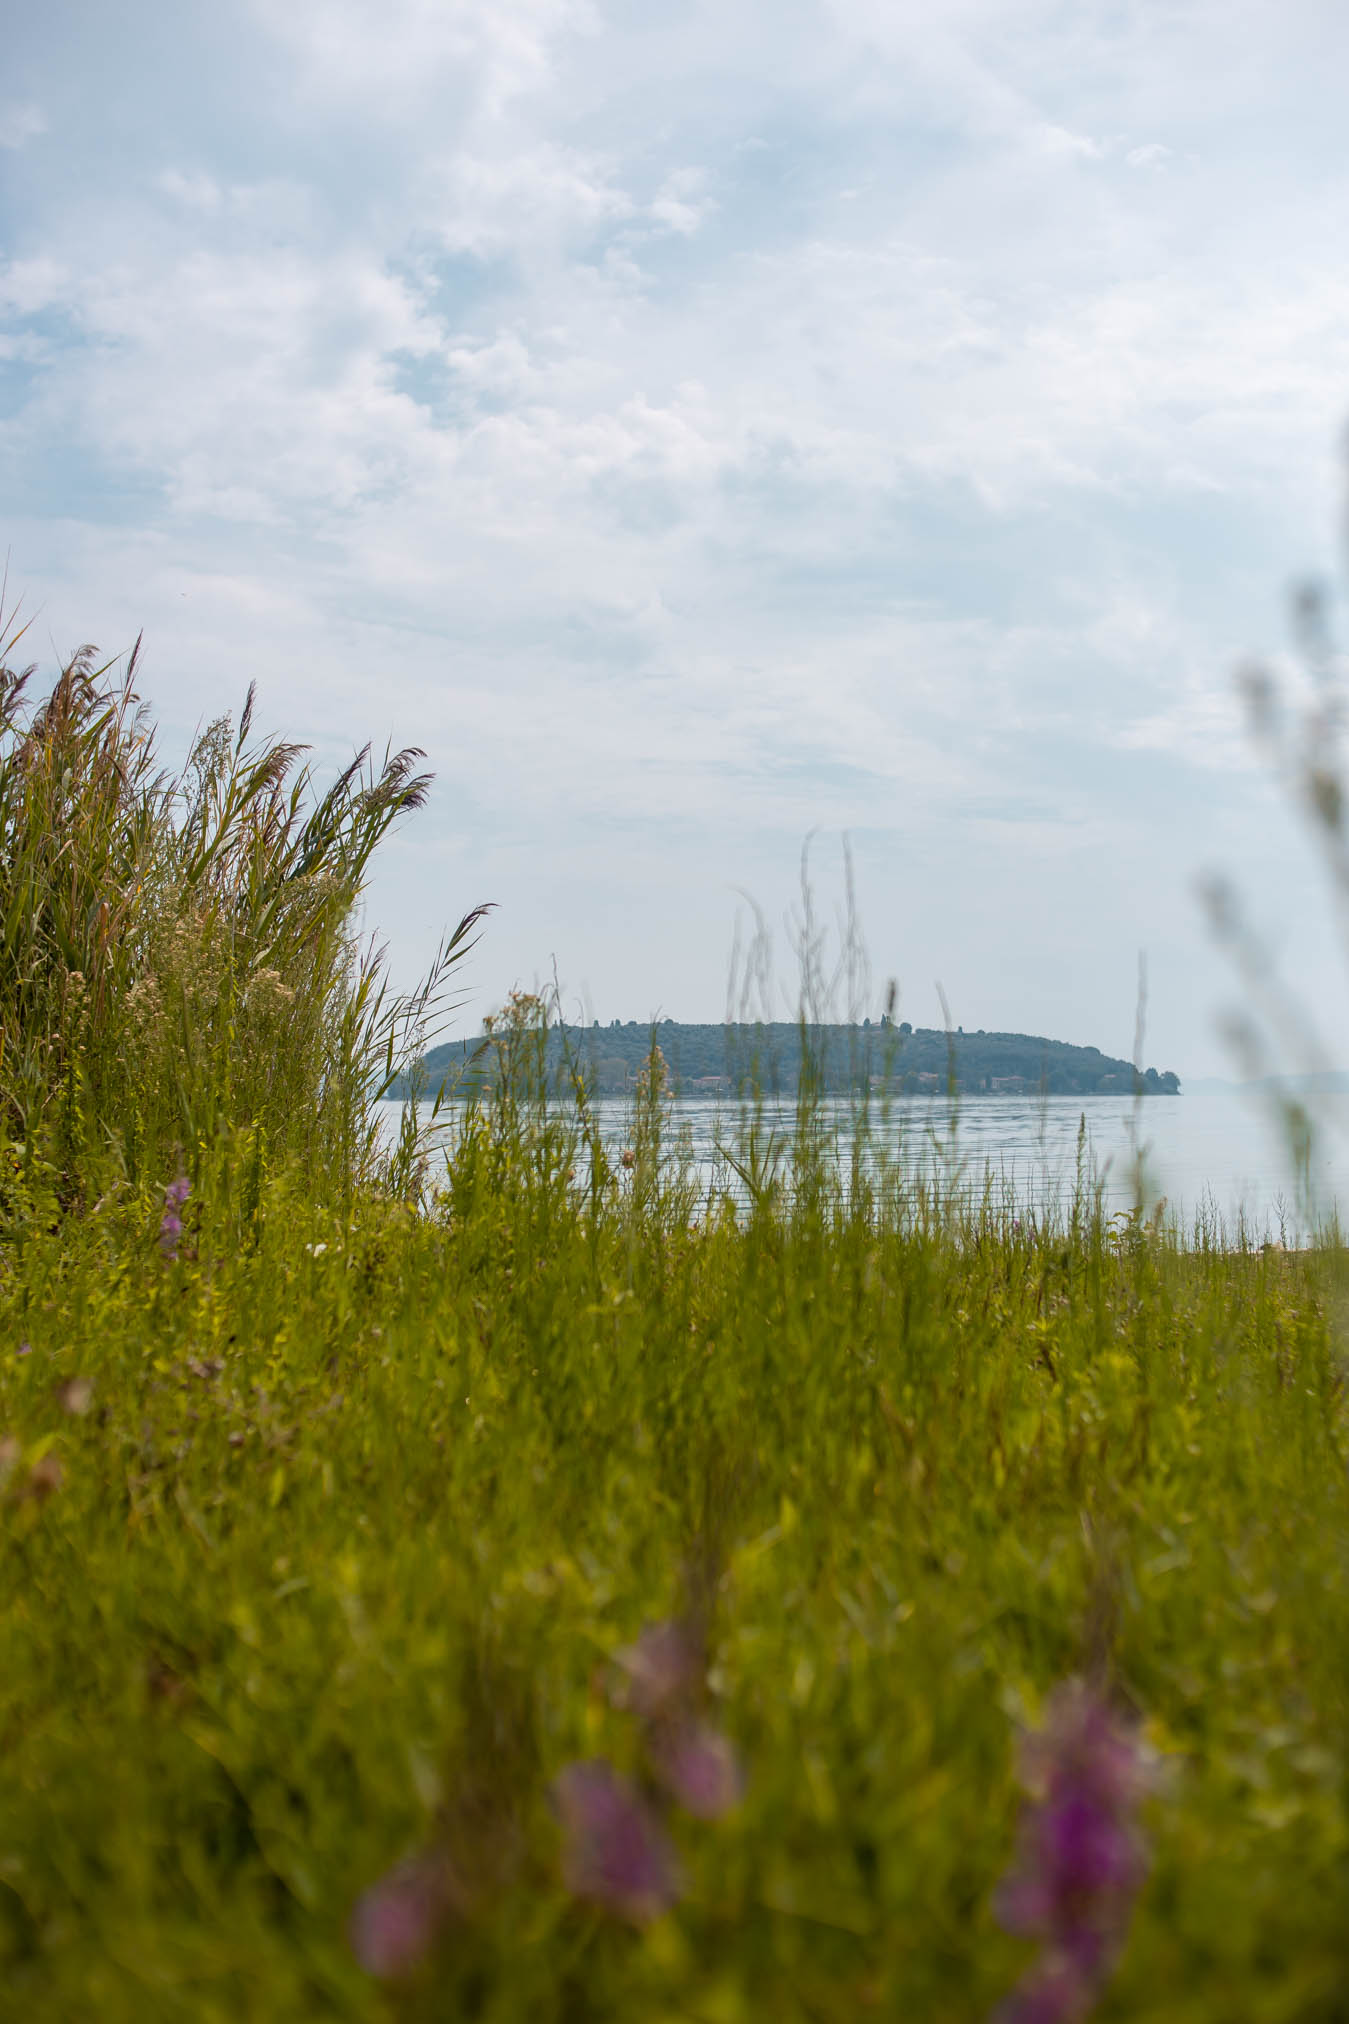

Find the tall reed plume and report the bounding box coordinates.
[0,601,487,1213]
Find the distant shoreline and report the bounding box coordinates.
[1187,1072,1349,1095]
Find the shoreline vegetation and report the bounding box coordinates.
[1,635,1345,2019]
[394,1020,1182,1104]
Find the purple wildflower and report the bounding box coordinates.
[612,1617,744,1819]
[158,1176,190,1259]
[650,1720,743,1820]
[58,1376,93,1416]
[993,1682,1154,2023]
[351,1854,449,1981]
[612,1619,703,1720]
[553,1759,681,1921]
[993,1954,1094,2024]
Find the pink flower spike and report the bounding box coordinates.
[652,1721,743,1819]
[993,1954,1094,2024]
[992,1681,1155,2023]
[158,1177,190,1258]
[613,1620,702,1719]
[351,1856,446,1981]
[1019,1681,1157,1816]
[553,1760,681,1922]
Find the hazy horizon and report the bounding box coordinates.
[7,2,1349,1081]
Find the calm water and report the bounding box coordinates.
[390,1086,1349,1241]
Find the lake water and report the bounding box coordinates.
[390,1083,1349,1241]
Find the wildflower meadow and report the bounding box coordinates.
[1,630,1347,2020]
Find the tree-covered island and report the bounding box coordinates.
[393,1018,1181,1101]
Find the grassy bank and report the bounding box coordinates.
[2,1068,1347,2021]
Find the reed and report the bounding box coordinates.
[0,605,486,1218]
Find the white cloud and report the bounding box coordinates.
[431,143,635,257]
[0,105,45,151]
[0,256,66,315]
[646,167,715,236]
[157,169,224,212]
[254,0,598,116]
[1034,123,1103,162]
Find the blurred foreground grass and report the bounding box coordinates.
[2,1081,1347,2022]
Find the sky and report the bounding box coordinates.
[5,0,1349,1078]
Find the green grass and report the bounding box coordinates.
[1,1064,1347,2022]
[3,632,1348,2020]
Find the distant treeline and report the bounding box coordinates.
[390,1019,1181,1100]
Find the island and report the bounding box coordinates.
[390,1019,1181,1101]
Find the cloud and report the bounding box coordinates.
[0,105,45,150]
[0,256,67,314]
[646,167,715,236]
[253,0,598,116]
